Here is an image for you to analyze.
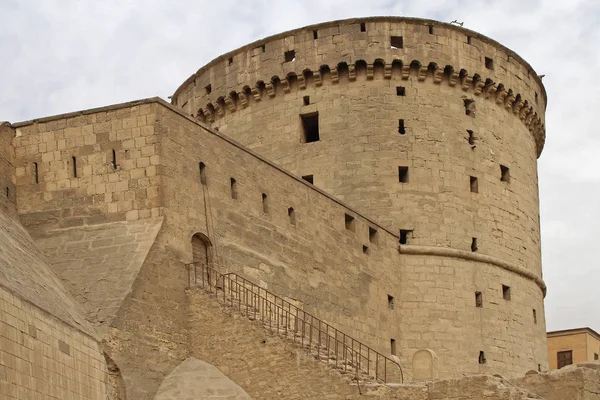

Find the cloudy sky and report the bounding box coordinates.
[1,0,598,332]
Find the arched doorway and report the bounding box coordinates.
[191,233,212,286]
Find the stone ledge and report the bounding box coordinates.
[399,244,547,296]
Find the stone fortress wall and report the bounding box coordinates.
[172,17,546,278]
[170,17,548,377]
[0,17,556,399]
[6,96,547,392]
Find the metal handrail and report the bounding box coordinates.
[186,262,403,384]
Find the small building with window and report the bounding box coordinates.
[547,327,600,370]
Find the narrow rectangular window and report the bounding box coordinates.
[33,162,39,184]
[344,213,355,232]
[369,226,378,244]
[390,36,403,49]
[199,162,207,184]
[112,149,117,169]
[362,245,369,254]
[467,130,475,146]
[471,237,478,252]
[396,86,406,96]
[303,96,310,106]
[557,350,573,369]
[428,25,434,34]
[485,57,494,70]
[470,176,478,193]
[538,364,542,372]
[205,84,212,95]
[360,22,366,32]
[313,30,318,40]
[399,229,411,245]
[535,92,539,104]
[228,57,233,66]
[398,119,406,135]
[72,156,77,178]
[595,353,599,361]
[533,309,537,324]
[467,35,472,44]
[398,166,409,183]
[230,178,237,199]
[479,351,486,364]
[5,187,8,198]
[301,175,314,184]
[262,193,268,213]
[475,291,483,308]
[500,165,510,182]
[390,339,397,356]
[388,295,394,310]
[301,112,320,143]
[502,285,511,301]
[288,207,296,225]
[260,44,265,52]
[284,50,296,62]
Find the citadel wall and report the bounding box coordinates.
[0,287,107,400]
[9,97,548,397]
[0,128,108,399]
[155,99,548,379]
[172,17,546,282]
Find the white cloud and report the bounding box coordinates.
[0,0,598,332]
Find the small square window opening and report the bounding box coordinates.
[502,285,511,301]
[398,166,409,183]
[485,57,494,70]
[500,165,510,182]
[344,213,355,232]
[470,176,478,193]
[475,291,483,308]
[301,112,320,143]
[301,175,314,184]
[369,226,378,244]
[391,36,403,49]
[284,50,296,62]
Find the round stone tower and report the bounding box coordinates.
[172,17,548,378]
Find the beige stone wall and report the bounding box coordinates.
[155,101,548,378]
[9,99,548,389]
[12,101,162,226]
[0,286,107,400]
[172,17,546,284]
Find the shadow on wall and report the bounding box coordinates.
[104,353,127,400]
[154,357,251,400]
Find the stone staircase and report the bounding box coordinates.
[186,262,403,386]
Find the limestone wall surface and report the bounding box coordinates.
[156,100,548,378]
[31,217,163,334]
[172,17,546,290]
[0,286,108,399]
[8,98,547,389]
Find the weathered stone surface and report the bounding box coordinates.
[31,217,163,334]
[513,362,600,400]
[154,357,251,400]
[0,203,94,337]
[0,16,558,400]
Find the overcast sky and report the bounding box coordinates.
[1,0,597,332]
